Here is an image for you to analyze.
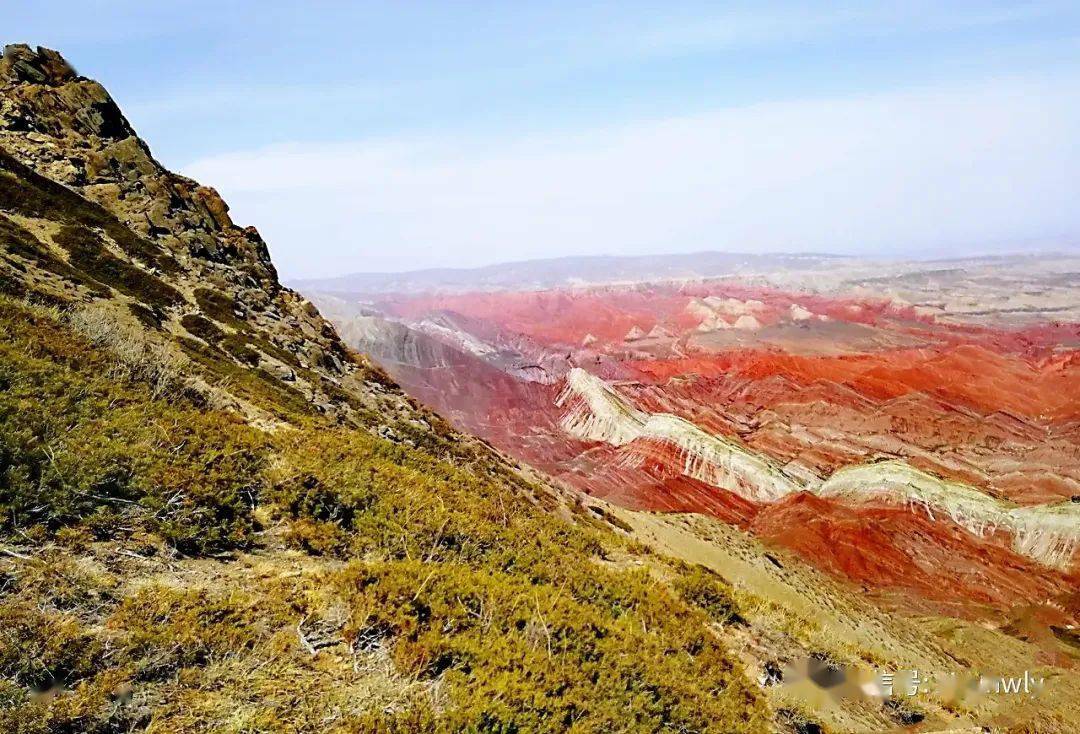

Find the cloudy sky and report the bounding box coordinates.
[6,1,1080,277]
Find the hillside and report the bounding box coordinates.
[302,239,1080,729]
[0,44,772,733]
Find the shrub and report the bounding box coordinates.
[52,225,183,309]
[331,560,767,732]
[0,297,265,553]
[110,586,273,677]
[267,427,768,731]
[194,287,246,328]
[0,601,104,690]
[180,313,225,344]
[68,304,181,398]
[220,334,261,366]
[127,301,163,330]
[674,565,746,626]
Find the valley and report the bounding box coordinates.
[0,39,1077,733]
[302,256,1080,729]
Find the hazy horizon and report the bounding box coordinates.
[288,239,1080,283]
[7,1,1080,278]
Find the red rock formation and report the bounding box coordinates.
[753,493,1079,610]
[328,280,1080,613]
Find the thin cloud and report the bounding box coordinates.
[614,2,1073,57]
[184,74,1080,279]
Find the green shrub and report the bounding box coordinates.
[180,313,224,344]
[193,287,245,328]
[219,334,260,365]
[127,301,163,330]
[111,586,276,677]
[332,560,766,732]
[268,427,768,731]
[0,298,264,553]
[674,565,746,626]
[0,601,103,690]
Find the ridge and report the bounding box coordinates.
[0,43,417,426]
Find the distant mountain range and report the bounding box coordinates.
[289,251,850,294]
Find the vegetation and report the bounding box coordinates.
[180,313,225,344]
[0,150,180,274]
[673,565,746,627]
[193,287,247,329]
[0,295,769,732]
[0,214,107,298]
[0,299,264,553]
[52,224,183,308]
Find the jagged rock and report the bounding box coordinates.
[192,186,233,230]
[1,44,77,86]
[270,364,297,382]
[325,352,344,373]
[0,45,421,425]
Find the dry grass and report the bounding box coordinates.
[0,295,771,733]
[67,303,182,399]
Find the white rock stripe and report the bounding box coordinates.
[557,368,1080,569]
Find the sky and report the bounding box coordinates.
[5,1,1080,278]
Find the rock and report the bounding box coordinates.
[732,314,761,330]
[270,364,296,382]
[1,44,78,86]
[192,186,233,231]
[322,352,344,373]
[789,303,813,321]
[759,661,783,687]
[0,44,410,425]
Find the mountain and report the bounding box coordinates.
[290,251,851,294]
[303,242,1080,729]
[0,45,777,733]
[4,43,1079,734]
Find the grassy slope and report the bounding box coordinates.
[0,295,769,733]
[621,511,1080,733]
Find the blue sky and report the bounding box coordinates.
[6,1,1080,277]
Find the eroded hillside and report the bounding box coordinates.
[304,246,1080,730]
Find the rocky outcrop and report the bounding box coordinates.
[0,44,272,271]
[0,44,415,424]
[819,461,1080,568]
[557,368,647,445]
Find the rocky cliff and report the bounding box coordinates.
[0,43,423,427]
